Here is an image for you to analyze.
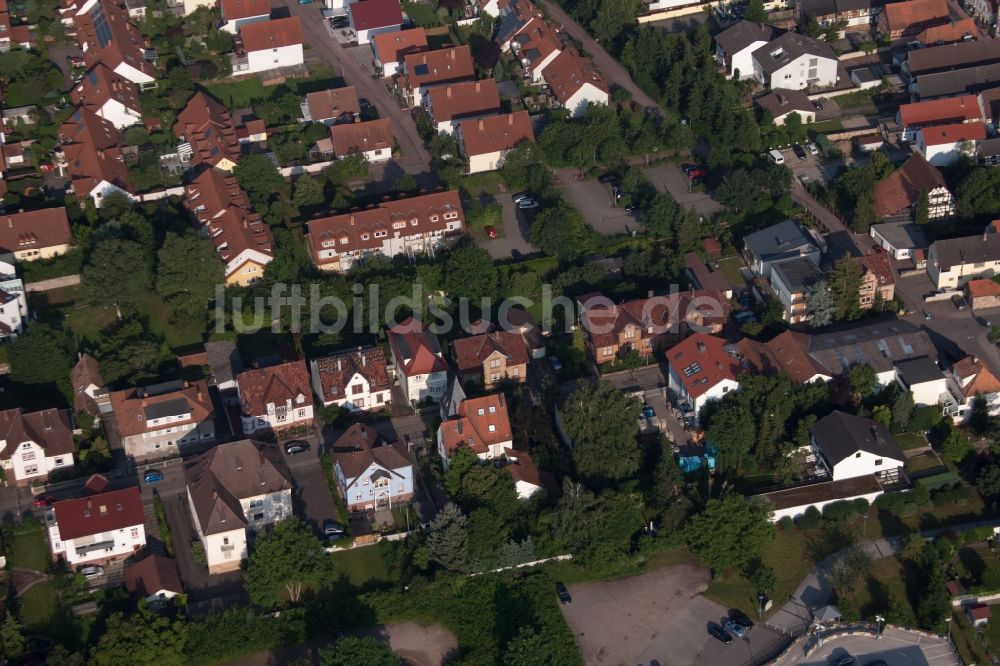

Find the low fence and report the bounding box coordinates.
[279,161,335,178]
[637,2,708,23]
[952,590,1000,608]
[469,554,573,576]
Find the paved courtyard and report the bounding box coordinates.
[775,626,960,666]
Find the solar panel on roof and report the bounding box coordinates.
[87,70,98,85]
[92,7,113,49]
[414,63,428,76]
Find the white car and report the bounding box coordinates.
[78,565,104,579]
[807,143,819,155]
[512,193,532,203]
[516,198,539,210]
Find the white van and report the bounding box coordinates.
[769,149,785,164]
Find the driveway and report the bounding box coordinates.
[775,626,960,666]
[282,446,341,534]
[559,563,789,666]
[277,0,436,188]
[482,193,537,259]
[554,169,638,236]
[643,164,723,219]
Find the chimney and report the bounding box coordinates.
[478,119,484,130]
[197,390,203,402]
[972,355,978,364]
[475,81,481,92]
[508,114,514,125]
[457,420,463,434]
[336,358,341,371]
[447,87,452,98]
[361,353,366,367]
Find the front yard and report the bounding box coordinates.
[5,519,52,572]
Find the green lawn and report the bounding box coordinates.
[205,68,339,108]
[839,555,917,622]
[330,545,391,586]
[401,1,443,27]
[18,580,60,631]
[715,256,746,287]
[905,451,945,476]
[895,432,929,450]
[5,520,52,572]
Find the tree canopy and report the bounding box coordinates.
[89,608,187,666]
[684,494,775,574]
[319,637,400,666]
[83,238,152,315]
[562,381,642,484]
[244,517,334,608]
[8,323,73,386]
[156,233,223,318]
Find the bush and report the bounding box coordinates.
[963,526,994,544]
[908,406,943,432]
[852,498,870,515]
[822,500,855,521]
[778,516,794,531]
[797,505,821,529]
[981,566,1000,592]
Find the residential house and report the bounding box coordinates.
[331,424,414,510]
[0,268,25,342]
[459,111,534,174]
[969,605,992,627]
[543,50,609,118]
[74,0,155,86]
[915,62,1000,99]
[507,17,563,83]
[426,79,501,135]
[806,318,938,385]
[684,252,734,299]
[912,17,977,45]
[220,0,270,33]
[978,136,1000,164]
[371,28,427,77]
[182,167,274,286]
[743,219,823,279]
[46,477,144,567]
[870,221,930,261]
[501,308,546,359]
[729,330,833,384]
[797,0,880,30]
[811,410,906,481]
[770,257,825,324]
[897,95,983,142]
[124,555,183,603]
[916,122,986,166]
[856,252,895,309]
[505,449,555,499]
[185,439,293,574]
[309,347,392,411]
[70,64,142,129]
[238,17,305,75]
[302,86,361,125]
[578,293,668,365]
[56,107,134,207]
[905,40,1000,80]
[108,379,215,460]
[236,118,267,144]
[347,0,402,44]
[452,330,529,388]
[71,353,109,417]
[179,0,213,16]
[927,232,1000,289]
[894,355,947,406]
[667,333,741,425]
[437,393,512,469]
[306,190,464,272]
[236,360,314,435]
[714,20,779,80]
[205,340,243,393]
[0,207,72,261]
[401,46,476,106]
[874,153,955,220]
[966,277,1000,309]
[387,317,449,403]
[751,32,839,90]
[173,92,241,171]
[330,118,393,162]
[756,88,817,125]
[877,0,950,39]
[0,408,74,485]
[944,354,1000,421]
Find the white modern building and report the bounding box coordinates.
[752,32,839,90]
[810,411,906,482]
[666,333,741,426]
[715,20,779,80]
[927,233,1000,290]
[239,17,304,74]
[387,317,449,404]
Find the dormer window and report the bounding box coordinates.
[340,236,349,245]
[429,215,439,222]
[361,233,370,240]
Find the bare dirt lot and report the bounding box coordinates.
[560,564,789,666]
[359,622,458,666]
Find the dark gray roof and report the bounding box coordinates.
[806,318,937,374]
[908,40,1000,77]
[752,32,838,76]
[798,0,837,18]
[772,257,824,291]
[917,62,1000,98]
[895,355,943,386]
[757,88,815,118]
[743,219,819,262]
[871,222,929,250]
[205,340,242,386]
[979,137,1000,155]
[931,233,1000,270]
[811,410,904,467]
[715,21,780,55]
[144,398,190,420]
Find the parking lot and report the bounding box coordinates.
[480,192,538,260]
[559,563,790,666]
[776,627,960,666]
[643,163,724,219]
[554,169,639,236]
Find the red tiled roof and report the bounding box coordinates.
[173,92,240,168]
[967,278,1000,298]
[428,79,500,124]
[348,0,402,31]
[452,331,529,375]
[0,408,74,461]
[873,153,948,218]
[953,353,1000,396]
[237,360,312,418]
[459,111,534,156]
[882,0,949,34]
[331,118,393,156]
[920,121,987,146]
[71,64,140,117]
[387,317,448,376]
[241,16,302,52]
[731,330,829,383]
[220,0,270,21]
[969,604,993,621]
[372,27,427,64]
[124,555,183,597]
[505,449,557,493]
[543,49,608,105]
[53,486,145,541]
[74,0,153,80]
[667,333,740,399]
[857,252,895,287]
[403,45,475,88]
[580,290,730,350]
[899,95,982,127]
[305,86,360,122]
[108,380,214,439]
[57,107,133,198]
[311,348,391,403]
[0,207,72,254]
[438,393,512,458]
[915,17,977,44]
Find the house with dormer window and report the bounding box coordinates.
[437,393,513,469]
[667,333,741,426]
[47,478,145,566]
[387,317,449,404]
[0,407,75,485]
[331,423,414,511]
[452,330,529,388]
[109,379,215,461]
[310,347,392,411]
[236,360,314,434]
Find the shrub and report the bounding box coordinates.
[778,516,794,531]
[797,505,821,529]
[981,567,1000,592]
[852,498,870,515]
[822,500,855,521]
[908,406,943,432]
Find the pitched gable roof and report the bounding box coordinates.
[428,79,500,124]
[856,252,895,288]
[220,0,270,20]
[452,330,529,375]
[57,107,133,198]
[348,0,402,31]
[919,121,986,145]
[53,486,144,540]
[715,20,779,54]
[387,317,447,376]
[882,0,949,34]
[332,424,412,482]
[543,50,607,105]
[311,348,391,403]
[241,16,303,52]
[173,92,240,168]
[0,208,72,255]
[71,64,140,116]
[372,27,427,65]
[108,380,214,438]
[403,45,475,88]
[330,118,393,156]
[438,393,512,458]
[0,407,74,460]
[459,111,534,156]
[953,354,1000,397]
[304,86,360,123]
[874,153,949,218]
[811,410,904,466]
[237,360,312,417]
[752,32,836,76]
[667,333,740,399]
[124,555,183,597]
[899,95,982,127]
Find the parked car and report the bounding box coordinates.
[512,192,532,203]
[284,440,310,455]
[323,520,345,539]
[873,245,887,254]
[952,293,968,311]
[687,168,707,179]
[813,101,824,110]
[555,582,572,604]
[724,620,747,639]
[680,163,701,175]
[548,355,563,372]
[69,56,85,67]
[32,495,51,507]
[516,198,539,210]
[793,144,808,160]
[834,656,857,666]
[485,225,498,239]
[77,565,104,579]
[597,172,620,184]
[728,609,754,630]
[807,143,819,155]
[143,470,164,484]
[707,623,732,644]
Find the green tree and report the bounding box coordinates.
[549,481,644,562]
[90,608,187,666]
[872,404,891,428]
[426,503,471,573]
[319,637,400,666]
[292,175,324,209]
[8,323,72,386]
[234,154,284,211]
[744,0,768,22]
[806,280,834,327]
[892,390,914,430]
[979,464,1000,504]
[830,256,862,321]
[830,545,874,596]
[83,239,152,315]
[458,462,520,519]
[0,613,24,659]
[562,381,642,484]
[156,233,223,318]
[529,205,595,259]
[941,429,973,462]
[444,242,498,303]
[685,495,775,574]
[915,189,930,225]
[244,517,334,607]
[504,627,557,666]
[95,318,162,385]
[848,364,878,397]
[955,168,1000,218]
[742,557,777,594]
[393,173,418,193]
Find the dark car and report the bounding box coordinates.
[597,172,620,184]
[707,623,732,644]
[813,101,824,110]
[952,293,968,311]
[681,162,700,174]
[555,582,572,604]
[834,656,857,666]
[793,144,808,160]
[284,440,310,455]
[728,609,754,630]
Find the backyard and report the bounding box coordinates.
[5,519,52,572]
[330,543,392,588]
[205,67,340,108]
